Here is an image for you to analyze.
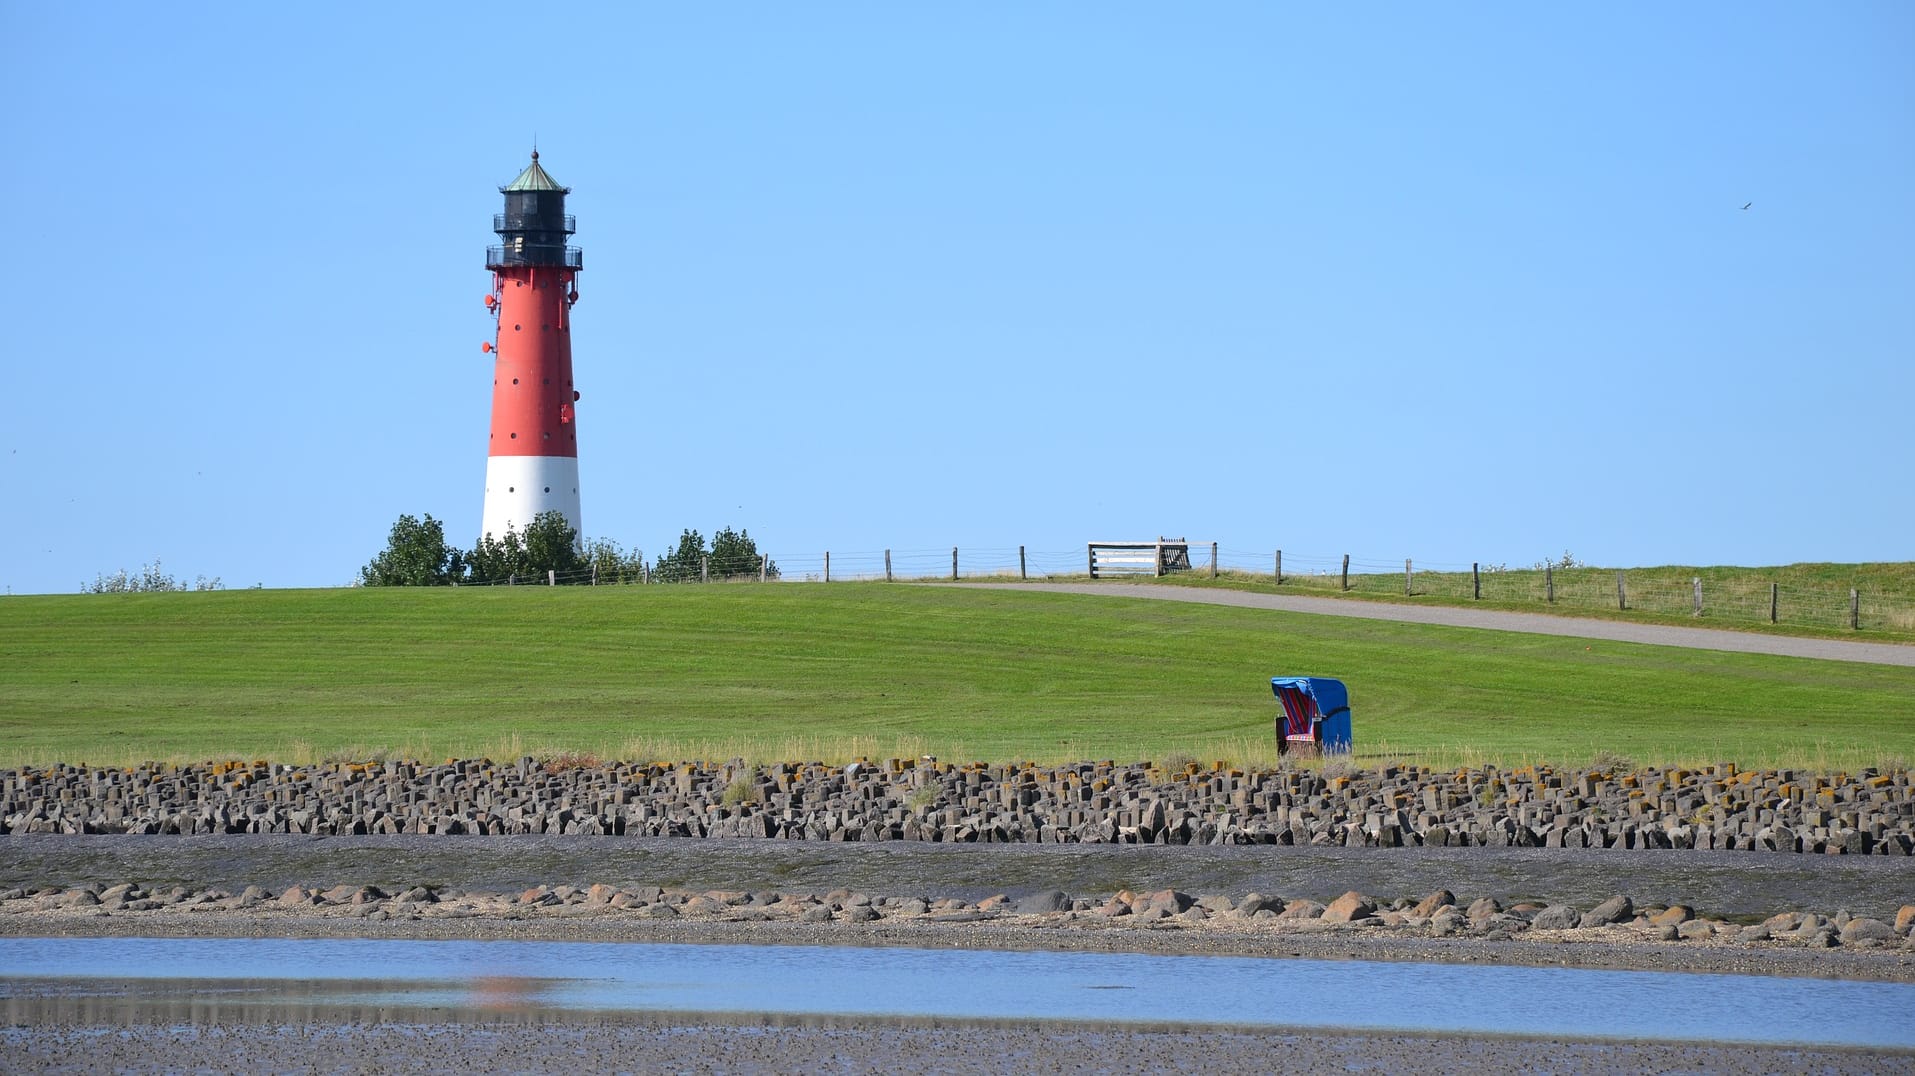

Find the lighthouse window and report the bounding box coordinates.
[511,378,518,384]
[543,486,551,493]
[510,432,517,439]
[514,324,521,331]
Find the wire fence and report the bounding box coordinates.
[456,541,1914,636]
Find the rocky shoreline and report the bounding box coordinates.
[9,876,1915,981]
[8,756,1913,855]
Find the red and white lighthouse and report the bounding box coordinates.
[481,151,584,544]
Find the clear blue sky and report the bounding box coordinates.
[2,3,1909,593]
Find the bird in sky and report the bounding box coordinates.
[1741,202,1753,210]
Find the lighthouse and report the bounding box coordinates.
[481,151,584,545]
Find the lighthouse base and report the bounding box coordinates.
[481,456,582,545]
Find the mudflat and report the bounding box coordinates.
[7,835,1915,1073]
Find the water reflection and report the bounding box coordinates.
[2,938,1913,1049]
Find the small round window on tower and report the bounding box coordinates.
[510,432,517,439]
[543,486,551,493]
[514,324,521,331]
[512,378,519,384]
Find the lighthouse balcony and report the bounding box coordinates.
[486,245,584,270]
[495,213,575,235]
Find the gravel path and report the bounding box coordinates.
[957,583,1915,666]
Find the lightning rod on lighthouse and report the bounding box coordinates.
[481,151,584,545]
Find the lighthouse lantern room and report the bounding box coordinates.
[481,151,584,545]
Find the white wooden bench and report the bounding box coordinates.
[1087,539,1193,578]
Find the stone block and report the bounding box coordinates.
[1322,891,1375,923]
[1235,893,1282,917]
[1650,905,1693,927]
[1529,904,1580,930]
[1277,899,1326,920]
[1579,894,1633,928]
[1142,888,1195,914]
[1840,918,1897,944]
[1014,890,1071,915]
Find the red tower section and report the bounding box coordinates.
[481,152,584,543]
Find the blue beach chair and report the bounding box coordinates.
[1270,677,1352,755]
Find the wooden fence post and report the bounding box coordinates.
[1616,571,1627,611]
[824,551,830,583]
[952,547,959,581]
[760,554,768,583]
[1019,545,1027,580]
[701,556,708,584]
[1472,562,1480,600]
[548,570,556,586]
[1211,542,1219,579]
[1275,550,1282,584]
[1546,565,1554,604]
[591,563,598,586]
[1404,558,1412,596]
[1851,588,1860,630]
[1692,577,1702,617]
[1341,554,1350,591]
[885,550,892,583]
[1087,544,1096,578]
[1770,582,1778,623]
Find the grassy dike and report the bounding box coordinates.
[2,583,1912,771]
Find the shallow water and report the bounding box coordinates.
[4,937,1913,1048]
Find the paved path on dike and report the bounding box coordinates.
[953,582,1915,668]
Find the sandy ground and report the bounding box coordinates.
[6,1016,1913,1076]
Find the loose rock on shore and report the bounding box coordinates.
[8,878,1914,975]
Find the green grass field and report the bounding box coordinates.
[2,584,1911,772]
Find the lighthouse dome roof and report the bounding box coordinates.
[502,151,569,194]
